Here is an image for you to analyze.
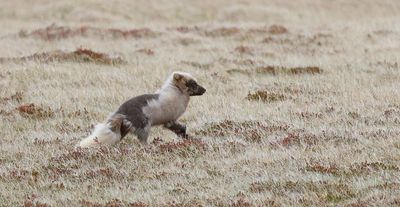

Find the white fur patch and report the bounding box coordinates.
[145,78,190,126]
[78,122,121,148]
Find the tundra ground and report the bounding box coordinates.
[0,0,400,206]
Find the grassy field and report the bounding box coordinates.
[1,0,400,206]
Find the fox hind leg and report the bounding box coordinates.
[134,123,151,144]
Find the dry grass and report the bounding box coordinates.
[1,0,400,206]
[0,48,125,65]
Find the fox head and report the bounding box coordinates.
[170,72,206,96]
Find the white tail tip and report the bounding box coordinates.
[77,123,121,148]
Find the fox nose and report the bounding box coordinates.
[199,86,206,95]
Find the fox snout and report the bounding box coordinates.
[191,84,206,96]
[185,79,206,96]
[196,85,206,96]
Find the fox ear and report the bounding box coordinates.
[173,73,183,81]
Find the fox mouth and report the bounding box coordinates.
[185,79,206,96]
[191,86,206,96]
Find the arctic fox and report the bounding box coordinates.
[78,71,206,148]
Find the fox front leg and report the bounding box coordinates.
[164,121,188,138]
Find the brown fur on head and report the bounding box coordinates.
[172,72,206,96]
[107,114,125,132]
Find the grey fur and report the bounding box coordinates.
[113,94,159,139]
[186,79,206,96]
[135,123,151,144]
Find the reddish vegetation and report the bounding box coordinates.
[175,37,198,46]
[232,59,255,66]
[280,132,318,147]
[80,199,132,207]
[129,202,148,207]
[221,141,246,153]
[23,199,50,207]
[20,24,158,40]
[196,120,289,142]
[66,108,90,118]
[230,198,252,207]
[73,48,122,64]
[174,26,191,33]
[296,111,323,119]
[228,65,322,75]
[84,167,118,179]
[246,24,288,35]
[23,194,50,207]
[173,26,200,33]
[268,25,288,34]
[348,111,360,119]
[250,180,355,203]
[204,27,240,37]
[6,169,31,181]
[158,139,206,153]
[255,66,277,74]
[350,162,399,173]
[172,25,287,38]
[51,149,87,163]
[289,66,322,74]
[246,90,285,103]
[33,137,61,146]
[161,200,203,207]
[305,162,340,175]
[135,48,155,56]
[218,58,257,67]
[0,48,125,65]
[171,26,242,37]
[1,91,23,102]
[281,133,298,146]
[304,161,399,176]
[234,46,253,55]
[262,33,333,50]
[249,181,271,193]
[372,60,399,69]
[383,108,397,117]
[80,199,102,207]
[16,103,54,118]
[0,109,12,116]
[257,66,322,75]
